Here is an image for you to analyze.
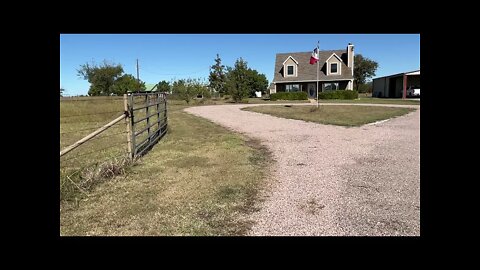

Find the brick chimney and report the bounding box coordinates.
[347,43,354,75]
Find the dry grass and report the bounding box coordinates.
[242,105,415,127]
[60,100,270,236]
[60,97,126,149]
[60,156,133,202]
[60,97,129,202]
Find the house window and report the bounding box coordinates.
[287,65,294,76]
[330,63,338,73]
[324,82,338,91]
[285,84,300,92]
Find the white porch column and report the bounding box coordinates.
[347,80,354,90]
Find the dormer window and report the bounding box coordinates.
[283,56,298,77]
[326,53,342,75]
[287,65,294,76]
[331,63,338,74]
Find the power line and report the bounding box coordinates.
[141,66,208,76]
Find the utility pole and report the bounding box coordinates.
[136,59,140,83]
[136,59,140,93]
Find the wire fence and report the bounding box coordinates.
[60,96,130,201]
[60,94,168,201]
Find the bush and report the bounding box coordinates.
[167,93,182,100]
[355,82,373,93]
[343,90,358,99]
[319,90,358,100]
[270,92,308,101]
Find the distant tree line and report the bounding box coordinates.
[77,60,146,96]
[154,54,269,103]
[77,55,268,103]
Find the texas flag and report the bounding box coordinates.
[310,47,319,64]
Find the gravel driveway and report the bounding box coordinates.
[184,103,420,236]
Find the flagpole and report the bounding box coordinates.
[316,41,319,108]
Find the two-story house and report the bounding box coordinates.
[271,43,354,98]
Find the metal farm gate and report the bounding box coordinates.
[125,92,168,159]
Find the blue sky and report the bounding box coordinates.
[60,34,420,96]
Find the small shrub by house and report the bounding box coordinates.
[319,90,358,100]
[270,92,308,101]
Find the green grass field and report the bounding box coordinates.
[211,95,419,105]
[242,105,415,126]
[60,97,269,236]
[318,93,420,105]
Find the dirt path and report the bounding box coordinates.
[184,103,420,236]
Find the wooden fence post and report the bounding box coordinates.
[124,94,133,160]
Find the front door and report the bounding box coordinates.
[308,83,316,98]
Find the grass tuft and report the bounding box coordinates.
[60,156,133,202]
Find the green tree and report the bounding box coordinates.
[194,79,211,99]
[356,81,373,93]
[226,58,250,102]
[172,78,202,104]
[208,54,227,96]
[171,79,185,100]
[354,54,378,91]
[111,74,146,95]
[77,60,124,96]
[245,68,268,97]
[60,87,64,97]
[157,80,171,93]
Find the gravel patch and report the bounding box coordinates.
[184,103,420,236]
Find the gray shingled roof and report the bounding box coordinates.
[273,49,353,83]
